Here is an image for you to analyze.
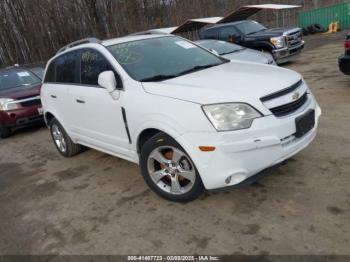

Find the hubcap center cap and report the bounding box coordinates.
[165,163,178,177]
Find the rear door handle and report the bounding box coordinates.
[50,95,57,98]
[76,99,85,104]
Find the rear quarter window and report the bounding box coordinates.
[55,52,79,83]
[44,62,55,83]
[44,51,79,84]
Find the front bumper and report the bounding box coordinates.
[0,105,43,128]
[273,41,305,64]
[339,54,350,75]
[178,96,321,190]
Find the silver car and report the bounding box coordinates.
[196,39,276,65]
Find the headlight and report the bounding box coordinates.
[202,103,262,131]
[270,36,286,49]
[0,98,18,111]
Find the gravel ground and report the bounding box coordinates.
[0,31,349,255]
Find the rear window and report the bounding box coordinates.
[0,69,41,90]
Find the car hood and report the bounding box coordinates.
[142,61,301,105]
[248,27,299,38]
[222,49,270,64]
[0,83,41,100]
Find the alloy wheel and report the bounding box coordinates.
[51,124,67,153]
[147,146,196,195]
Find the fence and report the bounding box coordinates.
[299,1,350,30]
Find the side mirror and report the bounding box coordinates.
[228,35,238,43]
[209,49,220,56]
[98,71,117,93]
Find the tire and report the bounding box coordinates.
[49,118,81,157]
[140,132,204,202]
[307,25,316,34]
[0,126,12,139]
[313,23,325,33]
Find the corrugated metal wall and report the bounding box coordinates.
[299,1,350,29]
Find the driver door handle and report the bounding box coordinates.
[76,99,85,104]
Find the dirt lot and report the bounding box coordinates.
[0,31,349,255]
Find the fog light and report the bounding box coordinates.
[225,176,232,184]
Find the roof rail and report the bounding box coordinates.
[129,30,164,36]
[56,37,102,54]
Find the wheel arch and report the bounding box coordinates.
[44,111,67,131]
[44,111,56,126]
[257,42,274,52]
[136,128,180,154]
[134,117,186,155]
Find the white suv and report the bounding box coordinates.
[41,35,321,202]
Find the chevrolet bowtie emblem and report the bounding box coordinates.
[292,92,300,100]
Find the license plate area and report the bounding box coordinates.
[38,107,43,115]
[295,109,315,138]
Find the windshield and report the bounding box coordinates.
[198,40,243,55]
[107,36,227,82]
[235,21,266,35]
[0,69,41,90]
[29,67,45,80]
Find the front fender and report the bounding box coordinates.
[133,114,186,147]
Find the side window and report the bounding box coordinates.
[202,28,218,40]
[55,51,78,83]
[80,49,114,86]
[219,27,241,42]
[44,61,56,83]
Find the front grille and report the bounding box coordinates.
[270,93,308,117]
[261,80,303,102]
[286,31,302,48]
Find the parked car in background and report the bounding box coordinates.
[196,39,276,65]
[199,20,304,64]
[42,35,321,202]
[0,66,44,138]
[29,66,45,79]
[339,33,350,75]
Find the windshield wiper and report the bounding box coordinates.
[140,74,177,82]
[220,50,242,55]
[140,62,226,82]
[176,63,223,77]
